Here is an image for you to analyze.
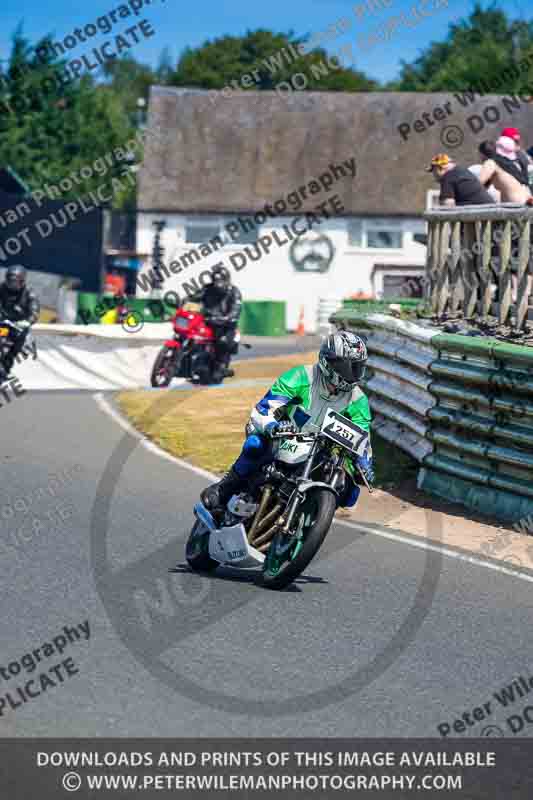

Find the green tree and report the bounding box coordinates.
[0,30,136,209]
[101,54,156,122]
[169,29,377,91]
[155,46,174,85]
[391,4,533,92]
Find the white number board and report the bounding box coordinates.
[321,408,370,458]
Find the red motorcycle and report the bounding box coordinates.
[150,306,242,388]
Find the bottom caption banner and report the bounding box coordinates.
[1,740,533,798]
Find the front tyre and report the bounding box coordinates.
[186,519,218,572]
[259,489,336,590]
[151,347,177,388]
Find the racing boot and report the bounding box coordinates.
[222,354,234,379]
[0,354,13,381]
[200,467,243,513]
[211,367,224,384]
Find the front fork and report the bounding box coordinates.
[278,444,344,536]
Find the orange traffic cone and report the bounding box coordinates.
[296,306,305,336]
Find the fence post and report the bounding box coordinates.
[462,223,479,318]
[424,205,533,330]
[428,222,440,314]
[516,218,531,330]
[498,220,512,326]
[450,220,462,312]
[479,220,493,319]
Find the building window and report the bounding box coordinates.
[185,221,221,244]
[366,229,403,249]
[347,220,363,247]
[224,220,258,245]
[365,218,403,249]
[347,219,404,250]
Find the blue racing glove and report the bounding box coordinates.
[357,451,375,485]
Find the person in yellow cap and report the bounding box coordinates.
[426,153,493,207]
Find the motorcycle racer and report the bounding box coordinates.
[189,264,242,382]
[0,265,40,378]
[201,330,374,513]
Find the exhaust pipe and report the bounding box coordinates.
[248,486,272,543]
[250,504,283,544]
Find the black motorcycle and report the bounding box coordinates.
[186,409,373,590]
[0,319,37,381]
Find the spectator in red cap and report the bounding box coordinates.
[500,127,531,186]
[502,126,520,140]
[478,138,531,204]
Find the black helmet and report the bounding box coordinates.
[318,330,368,391]
[5,264,26,294]
[212,264,231,290]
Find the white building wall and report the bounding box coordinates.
[136,213,427,332]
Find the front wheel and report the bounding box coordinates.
[186,519,218,572]
[151,347,178,388]
[259,489,336,590]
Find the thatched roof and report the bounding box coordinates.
[138,87,533,217]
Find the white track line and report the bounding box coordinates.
[94,392,533,584]
[94,392,216,481]
[333,518,533,584]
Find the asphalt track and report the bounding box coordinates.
[2,342,533,738]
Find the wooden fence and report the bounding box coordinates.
[424,204,533,330]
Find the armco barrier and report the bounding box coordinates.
[330,310,533,523]
[317,297,420,335]
[424,333,533,521]
[317,297,343,334]
[13,323,173,391]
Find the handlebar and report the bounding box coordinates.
[270,431,317,441]
[271,428,374,492]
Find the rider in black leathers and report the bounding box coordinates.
[189,264,242,381]
[0,265,40,377]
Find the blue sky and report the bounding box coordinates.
[1,0,530,83]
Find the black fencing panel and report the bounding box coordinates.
[0,190,103,292]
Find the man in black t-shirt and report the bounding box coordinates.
[426,153,493,206]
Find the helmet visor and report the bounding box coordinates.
[328,356,366,383]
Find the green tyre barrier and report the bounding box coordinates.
[419,465,533,523]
